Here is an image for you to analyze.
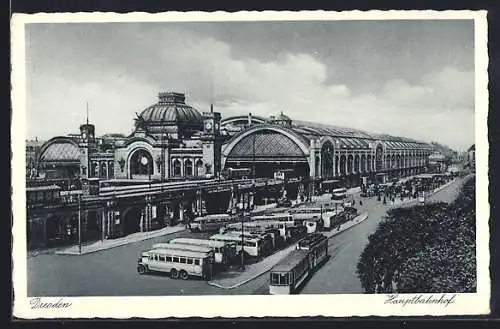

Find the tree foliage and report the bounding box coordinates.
[357,176,476,293]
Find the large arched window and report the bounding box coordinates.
[108,161,114,178]
[360,155,366,173]
[334,156,339,176]
[321,142,334,178]
[195,159,203,177]
[375,145,384,171]
[354,155,360,173]
[347,155,353,173]
[366,155,372,172]
[91,162,99,178]
[100,162,107,179]
[315,156,320,176]
[172,159,181,177]
[184,159,193,177]
[385,155,391,170]
[340,155,346,175]
[130,149,154,177]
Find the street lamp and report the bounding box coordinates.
[78,194,82,254]
[238,198,245,270]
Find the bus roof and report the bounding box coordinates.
[169,238,227,247]
[210,233,259,242]
[148,248,210,258]
[152,243,212,253]
[271,249,309,272]
[26,185,61,192]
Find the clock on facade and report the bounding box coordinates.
[82,132,88,141]
[205,122,213,130]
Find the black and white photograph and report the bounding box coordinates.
[11,10,489,318]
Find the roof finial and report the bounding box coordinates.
[86,101,89,125]
[210,103,214,113]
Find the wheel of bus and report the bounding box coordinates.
[170,268,179,280]
[137,265,147,275]
[179,270,189,280]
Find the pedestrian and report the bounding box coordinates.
[359,199,363,206]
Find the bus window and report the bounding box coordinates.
[173,257,179,263]
[187,258,193,265]
[154,255,159,261]
[37,192,44,202]
[279,273,289,285]
[180,258,186,264]
[159,255,166,262]
[166,256,172,262]
[149,255,154,261]
[271,273,279,285]
[194,259,200,265]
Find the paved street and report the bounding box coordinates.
[27,177,466,296]
[301,176,466,294]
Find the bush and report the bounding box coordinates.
[357,176,476,293]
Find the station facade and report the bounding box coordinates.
[33,91,434,188]
[28,90,436,248]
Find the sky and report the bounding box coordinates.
[25,20,475,151]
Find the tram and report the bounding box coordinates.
[269,233,329,295]
[26,185,62,206]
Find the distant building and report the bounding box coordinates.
[428,151,449,173]
[467,144,475,169]
[26,138,44,179]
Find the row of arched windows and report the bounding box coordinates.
[319,151,431,177]
[171,158,204,178]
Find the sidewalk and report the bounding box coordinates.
[207,212,369,289]
[54,224,186,256]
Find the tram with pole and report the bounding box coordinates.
[269,233,329,294]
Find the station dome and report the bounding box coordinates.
[138,92,203,127]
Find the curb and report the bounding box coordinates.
[54,226,186,256]
[207,212,369,290]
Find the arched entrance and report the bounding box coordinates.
[223,127,310,179]
[122,207,142,235]
[129,149,154,179]
[195,159,203,177]
[321,142,334,178]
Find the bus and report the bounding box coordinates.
[222,229,274,255]
[289,207,323,222]
[190,214,238,232]
[151,243,215,261]
[26,185,62,206]
[168,238,236,265]
[332,187,347,200]
[224,222,283,250]
[221,168,252,180]
[274,169,294,180]
[137,248,213,280]
[209,233,264,257]
[269,233,329,294]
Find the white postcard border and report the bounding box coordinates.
[11,10,490,319]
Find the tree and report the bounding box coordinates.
[357,176,476,293]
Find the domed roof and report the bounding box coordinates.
[138,92,202,126]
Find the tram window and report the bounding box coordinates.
[180,258,186,264]
[165,256,172,262]
[172,257,179,263]
[279,273,289,285]
[194,259,200,265]
[187,258,193,265]
[271,273,279,285]
[37,192,44,201]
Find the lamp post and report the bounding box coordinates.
[78,194,82,254]
[238,197,245,270]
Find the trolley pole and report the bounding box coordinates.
[78,194,82,255]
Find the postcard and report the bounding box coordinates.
[11,10,490,318]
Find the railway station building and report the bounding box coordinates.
[33,90,434,189]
